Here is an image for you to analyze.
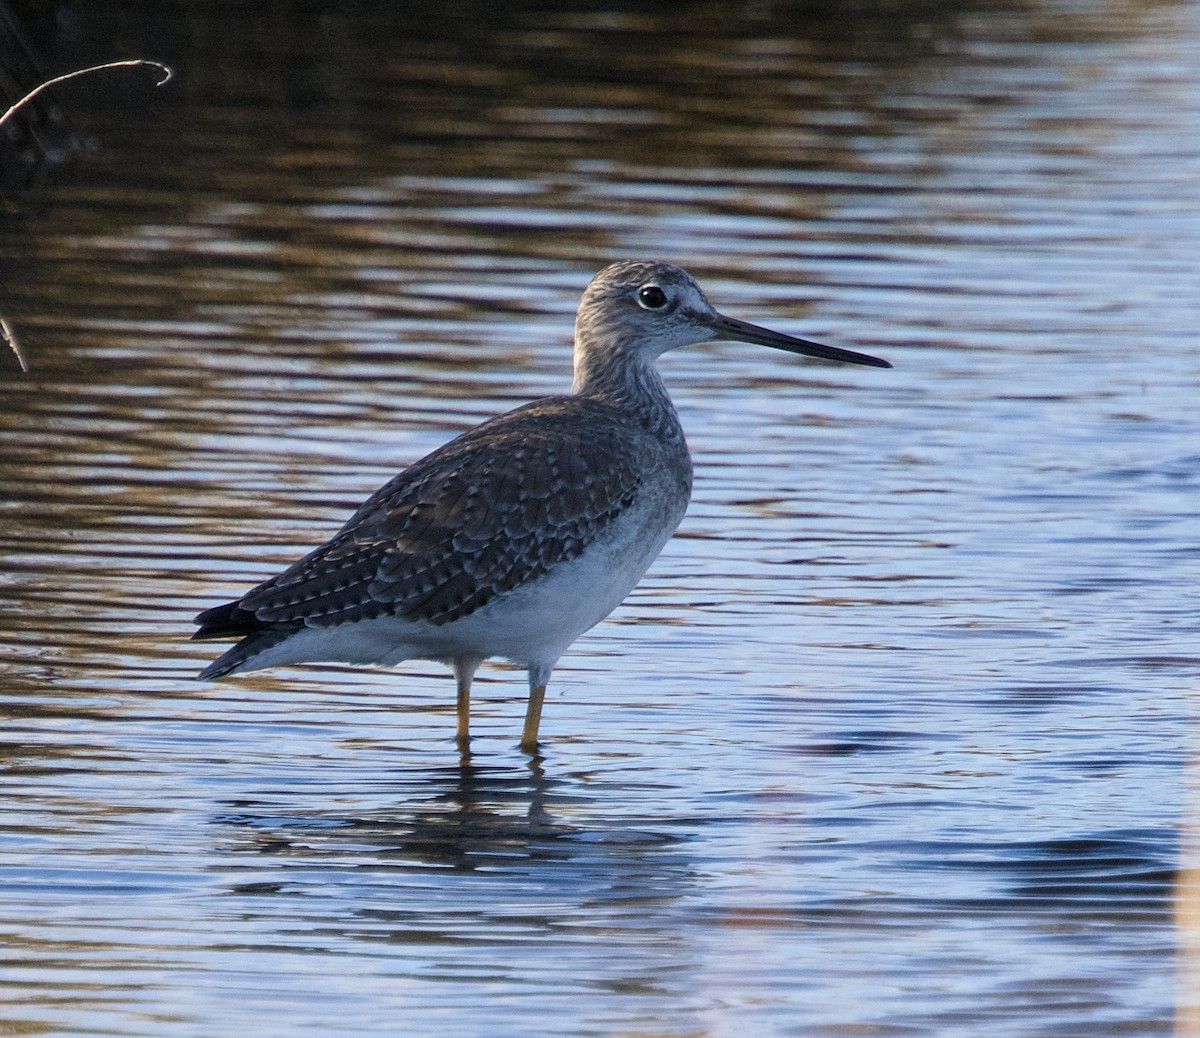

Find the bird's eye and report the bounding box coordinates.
[637,285,668,310]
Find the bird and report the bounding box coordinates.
[193,261,890,754]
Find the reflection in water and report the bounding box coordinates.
[0,0,1197,1034]
[220,759,599,874]
[215,761,703,1032]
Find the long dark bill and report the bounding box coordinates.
[710,313,892,369]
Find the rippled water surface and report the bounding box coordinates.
[1,2,1198,1035]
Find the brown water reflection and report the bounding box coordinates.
[1,1,1197,1035]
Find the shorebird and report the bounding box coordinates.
[194,261,890,753]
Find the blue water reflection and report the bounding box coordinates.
[1,0,1197,1035]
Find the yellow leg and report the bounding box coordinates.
[456,678,470,747]
[520,684,546,754]
[453,658,481,750]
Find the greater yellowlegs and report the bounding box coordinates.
[194,261,890,752]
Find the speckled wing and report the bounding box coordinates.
[218,397,646,631]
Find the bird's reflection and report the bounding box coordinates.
[214,755,700,1018]
[215,754,680,876]
[345,756,568,871]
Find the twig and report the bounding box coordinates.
[1,316,27,372]
[1,59,172,373]
[0,59,172,130]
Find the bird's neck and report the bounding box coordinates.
[573,345,684,443]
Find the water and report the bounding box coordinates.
[1,1,1198,1035]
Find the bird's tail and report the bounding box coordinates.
[192,601,296,679]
